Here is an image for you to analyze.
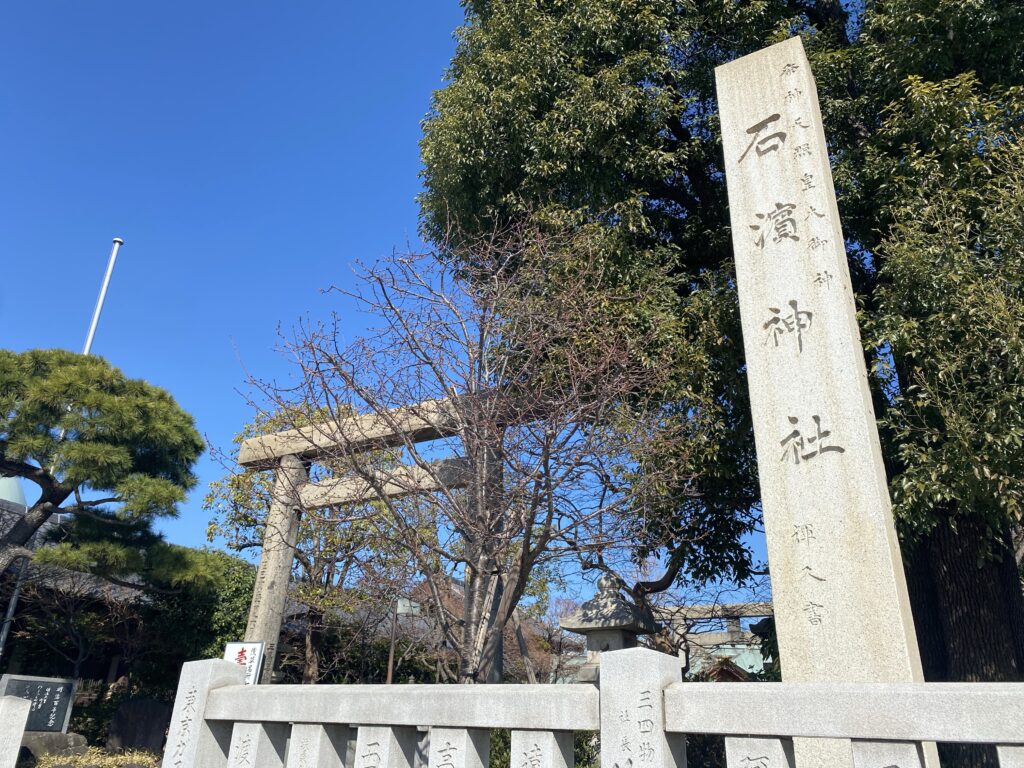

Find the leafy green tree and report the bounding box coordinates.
[419,0,1024,686]
[0,349,205,583]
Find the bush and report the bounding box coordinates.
[34,748,159,768]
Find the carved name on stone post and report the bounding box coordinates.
[715,36,930,768]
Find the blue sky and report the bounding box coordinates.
[1,2,466,547]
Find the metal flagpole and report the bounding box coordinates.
[0,237,125,663]
[82,238,124,356]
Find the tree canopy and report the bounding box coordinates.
[419,0,1024,685]
[0,349,206,586]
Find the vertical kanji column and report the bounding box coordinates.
[715,36,930,768]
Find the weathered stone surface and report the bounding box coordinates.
[106,698,172,753]
[353,726,418,768]
[238,401,460,468]
[663,681,1024,743]
[161,660,244,768]
[428,728,488,768]
[285,724,351,768]
[298,458,469,508]
[244,454,307,684]
[715,34,928,768]
[851,740,923,768]
[18,731,86,760]
[725,737,794,768]
[600,648,686,768]
[560,576,659,683]
[509,731,571,768]
[226,722,288,768]
[1,696,30,768]
[204,684,599,731]
[998,746,1024,768]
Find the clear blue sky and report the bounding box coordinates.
[1,2,465,548]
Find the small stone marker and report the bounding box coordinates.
[0,674,75,733]
[714,36,930,768]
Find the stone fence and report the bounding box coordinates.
[149,648,1024,768]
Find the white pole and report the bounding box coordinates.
[82,237,124,355]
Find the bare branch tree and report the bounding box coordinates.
[252,222,715,682]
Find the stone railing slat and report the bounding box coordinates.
[509,730,572,768]
[226,722,287,768]
[851,740,924,768]
[664,682,1024,744]
[205,684,599,731]
[427,727,488,768]
[0,696,30,768]
[725,736,794,768]
[998,746,1024,768]
[285,724,352,768]
[354,726,419,768]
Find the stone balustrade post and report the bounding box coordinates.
[599,648,686,768]
[0,696,30,768]
[162,660,245,768]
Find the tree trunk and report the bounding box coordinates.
[302,609,321,684]
[0,496,68,573]
[904,508,1024,768]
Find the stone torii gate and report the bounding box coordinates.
[237,401,469,684]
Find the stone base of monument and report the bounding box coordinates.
[19,731,88,763]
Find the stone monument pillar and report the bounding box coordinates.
[560,575,659,683]
[244,454,307,684]
[715,36,930,768]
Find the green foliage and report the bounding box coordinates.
[420,0,1024,582]
[0,349,204,585]
[0,349,201,506]
[868,138,1024,546]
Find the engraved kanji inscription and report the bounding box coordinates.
[803,601,826,626]
[738,114,787,163]
[763,300,813,352]
[779,415,846,464]
[793,523,816,544]
[801,565,826,582]
[751,202,800,248]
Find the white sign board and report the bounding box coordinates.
[223,641,265,685]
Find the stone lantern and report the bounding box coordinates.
[559,575,659,683]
